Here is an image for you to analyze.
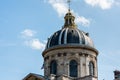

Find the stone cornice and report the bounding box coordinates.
[42,44,98,57]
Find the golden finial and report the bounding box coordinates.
[64,0,76,28]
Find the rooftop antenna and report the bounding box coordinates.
[67,0,71,12]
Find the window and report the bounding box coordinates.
[63,53,67,56]
[89,61,94,76]
[69,60,78,77]
[50,60,57,75]
[57,53,61,57]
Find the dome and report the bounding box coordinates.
[46,28,94,49]
[46,11,94,49]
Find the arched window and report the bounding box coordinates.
[50,60,57,75]
[89,61,94,76]
[69,60,78,77]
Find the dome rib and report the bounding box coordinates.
[64,28,68,44]
[76,29,82,44]
[59,28,66,45]
[61,29,66,44]
[81,31,86,44]
[47,35,53,48]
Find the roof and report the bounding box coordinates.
[46,28,94,49]
[23,73,44,80]
[45,10,95,49]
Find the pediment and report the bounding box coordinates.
[23,73,44,80]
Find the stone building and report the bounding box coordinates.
[23,8,98,80]
[114,70,120,80]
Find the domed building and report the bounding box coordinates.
[23,7,98,80]
[42,10,98,80]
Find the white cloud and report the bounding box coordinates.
[21,29,46,50]
[25,39,45,50]
[75,15,90,27]
[84,0,114,10]
[48,0,68,17]
[48,0,90,27]
[21,29,36,38]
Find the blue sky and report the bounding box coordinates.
[0,0,120,80]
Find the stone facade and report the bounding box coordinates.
[43,45,98,80]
